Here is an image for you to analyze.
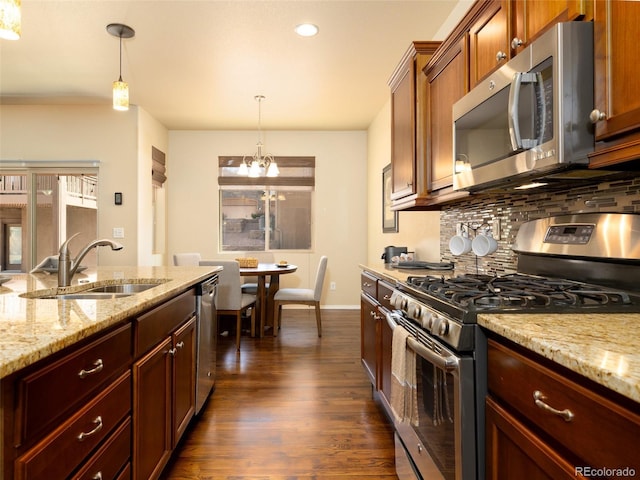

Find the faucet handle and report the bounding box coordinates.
[59,232,82,258]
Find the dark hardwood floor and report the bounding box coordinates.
[161,309,398,480]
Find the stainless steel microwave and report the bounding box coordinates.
[452,22,594,192]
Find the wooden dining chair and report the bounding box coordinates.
[200,260,256,350]
[173,253,201,266]
[273,256,328,337]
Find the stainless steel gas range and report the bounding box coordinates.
[388,213,640,480]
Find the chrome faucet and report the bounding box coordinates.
[58,233,124,287]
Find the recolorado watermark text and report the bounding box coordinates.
[575,466,636,478]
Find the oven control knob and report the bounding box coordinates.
[422,312,434,330]
[437,318,449,336]
[413,304,421,317]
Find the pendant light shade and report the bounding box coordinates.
[107,23,135,111]
[241,95,279,177]
[0,0,21,40]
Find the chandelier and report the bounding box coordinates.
[239,95,279,177]
[0,0,21,40]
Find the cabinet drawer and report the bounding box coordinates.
[378,280,394,310]
[15,371,131,480]
[71,416,131,480]
[488,339,640,471]
[17,323,132,444]
[361,272,377,299]
[136,288,196,356]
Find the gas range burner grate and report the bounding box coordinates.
[406,273,634,311]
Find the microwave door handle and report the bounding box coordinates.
[535,71,546,146]
[508,72,524,151]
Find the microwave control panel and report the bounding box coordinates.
[544,224,595,244]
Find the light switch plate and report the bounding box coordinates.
[113,227,125,238]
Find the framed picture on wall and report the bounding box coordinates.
[382,164,398,233]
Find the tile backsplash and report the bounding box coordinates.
[440,175,640,275]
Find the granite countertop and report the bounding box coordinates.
[0,265,222,380]
[359,263,456,284]
[359,263,640,404]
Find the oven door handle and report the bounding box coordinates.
[407,336,459,372]
[386,310,401,330]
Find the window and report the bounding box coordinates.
[0,162,98,272]
[218,157,314,252]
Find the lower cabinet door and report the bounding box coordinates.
[173,316,196,446]
[485,396,577,480]
[133,337,172,480]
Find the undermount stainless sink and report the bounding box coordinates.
[84,283,161,294]
[37,292,135,300]
[21,280,168,300]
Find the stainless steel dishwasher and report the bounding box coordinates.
[195,275,218,414]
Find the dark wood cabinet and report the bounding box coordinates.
[589,0,640,169]
[133,289,197,480]
[360,271,395,419]
[133,337,172,480]
[425,35,468,198]
[172,317,197,447]
[486,335,640,479]
[360,292,379,387]
[388,41,440,210]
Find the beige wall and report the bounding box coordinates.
[167,130,368,308]
[366,99,441,267]
[0,104,168,267]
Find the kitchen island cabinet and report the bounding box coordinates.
[485,334,640,479]
[0,266,219,480]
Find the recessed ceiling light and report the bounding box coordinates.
[295,23,319,37]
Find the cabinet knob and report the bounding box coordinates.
[496,51,507,63]
[511,37,524,50]
[590,109,607,124]
[176,341,185,349]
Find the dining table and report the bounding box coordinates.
[239,263,297,337]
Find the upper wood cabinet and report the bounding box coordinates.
[588,0,640,168]
[512,0,591,53]
[469,0,590,88]
[388,41,440,208]
[425,36,468,196]
[469,0,510,88]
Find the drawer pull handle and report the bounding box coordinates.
[533,390,574,422]
[383,295,391,300]
[92,473,103,480]
[77,416,103,441]
[78,359,104,379]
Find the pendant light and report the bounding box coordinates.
[240,95,279,177]
[0,0,21,40]
[106,23,135,111]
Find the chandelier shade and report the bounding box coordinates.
[0,0,21,40]
[107,23,135,111]
[240,95,279,177]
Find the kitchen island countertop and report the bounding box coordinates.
[359,263,640,404]
[0,265,221,380]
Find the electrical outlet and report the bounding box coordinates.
[113,227,125,238]
[330,282,336,290]
[456,223,463,236]
[493,218,501,240]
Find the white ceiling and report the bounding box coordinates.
[0,0,470,131]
